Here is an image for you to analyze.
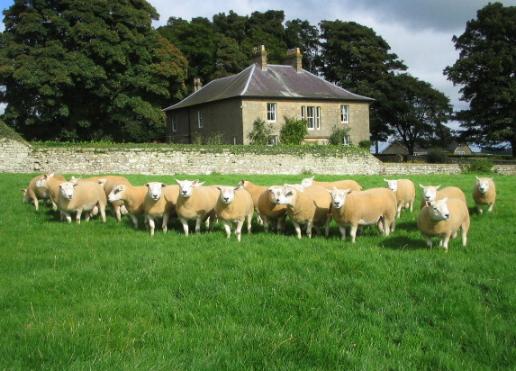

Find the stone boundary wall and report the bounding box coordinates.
[1,138,515,175]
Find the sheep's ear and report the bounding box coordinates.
[73,182,79,187]
[419,184,425,189]
[239,180,245,186]
[194,181,205,187]
[343,189,352,194]
[436,185,441,190]
[175,179,181,185]
[216,186,222,191]
[145,183,150,187]
[383,178,389,182]
[47,172,54,178]
[161,183,166,188]
[475,176,480,181]
[21,188,26,193]
[97,178,107,186]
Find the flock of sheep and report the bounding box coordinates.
[22,173,497,249]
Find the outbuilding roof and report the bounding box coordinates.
[164,64,373,111]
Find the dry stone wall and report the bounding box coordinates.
[1,138,515,175]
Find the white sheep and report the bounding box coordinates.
[175,179,219,236]
[419,185,467,208]
[329,187,397,243]
[35,173,67,211]
[301,177,362,192]
[384,178,416,218]
[22,174,64,211]
[473,177,496,214]
[143,182,180,236]
[108,184,147,228]
[56,181,107,223]
[240,179,266,225]
[258,186,288,233]
[417,197,470,250]
[277,184,332,239]
[214,186,254,242]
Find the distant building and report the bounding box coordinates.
[381,141,473,156]
[163,46,373,145]
[448,142,473,156]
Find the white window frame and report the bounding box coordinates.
[315,106,321,130]
[343,135,351,146]
[171,116,177,133]
[302,105,321,130]
[197,111,203,128]
[340,104,349,124]
[267,103,277,122]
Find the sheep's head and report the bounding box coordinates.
[35,173,53,188]
[217,186,238,205]
[267,186,283,204]
[420,184,440,202]
[239,180,249,188]
[108,184,126,202]
[176,179,204,198]
[476,177,491,194]
[384,179,398,192]
[300,177,314,188]
[59,181,77,200]
[329,187,351,209]
[277,184,303,206]
[428,198,450,221]
[146,182,165,201]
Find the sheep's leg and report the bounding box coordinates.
[306,221,313,239]
[51,200,58,211]
[262,215,270,233]
[114,205,122,222]
[461,226,468,247]
[235,220,244,242]
[205,216,210,230]
[99,204,106,223]
[397,205,402,219]
[377,219,385,235]
[339,226,347,240]
[442,234,451,251]
[246,214,252,234]
[452,231,458,239]
[277,217,285,234]
[384,221,391,237]
[195,217,202,234]
[180,217,189,236]
[130,214,139,229]
[390,217,396,233]
[488,203,494,213]
[293,221,302,239]
[33,197,39,211]
[409,201,414,212]
[324,220,330,238]
[120,205,128,215]
[350,225,358,243]
[425,238,432,248]
[223,222,231,239]
[148,216,155,237]
[76,209,83,224]
[64,212,72,223]
[162,213,169,233]
[256,213,263,225]
[476,204,483,214]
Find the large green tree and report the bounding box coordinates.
[444,3,516,156]
[285,19,319,73]
[0,0,187,142]
[383,74,452,155]
[317,20,407,146]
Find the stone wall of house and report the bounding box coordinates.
[1,138,515,175]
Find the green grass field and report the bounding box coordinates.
[1,173,515,370]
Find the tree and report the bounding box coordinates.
[0,0,188,142]
[285,19,319,73]
[444,3,516,156]
[383,74,452,155]
[248,118,272,145]
[280,117,308,145]
[317,20,407,145]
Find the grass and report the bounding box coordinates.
[1,173,515,370]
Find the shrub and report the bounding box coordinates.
[205,132,224,145]
[328,126,350,145]
[465,158,493,173]
[280,117,308,145]
[248,118,272,145]
[426,148,449,163]
[359,140,371,149]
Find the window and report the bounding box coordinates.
[301,105,321,130]
[343,135,351,146]
[197,111,203,128]
[171,116,177,133]
[268,135,279,145]
[267,103,276,122]
[340,104,349,124]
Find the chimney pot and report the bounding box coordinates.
[252,45,267,71]
[285,47,302,72]
[193,77,202,92]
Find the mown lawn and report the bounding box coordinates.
[0,173,515,370]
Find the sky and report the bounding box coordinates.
[1,0,515,135]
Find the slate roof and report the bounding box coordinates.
[164,64,373,111]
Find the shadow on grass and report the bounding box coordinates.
[393,221,418,232]
[381,235,429,250]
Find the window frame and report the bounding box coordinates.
[267,103,277,122]
[340,104,349,124]
[171,116,177,133]
[302,105,321,130]
[197,110,203,129]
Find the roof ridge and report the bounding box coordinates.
[301,69,373,101]
[241,64,256,95]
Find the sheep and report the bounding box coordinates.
[56,181,107,223]
[239,179,266,225]
[175,179,219,236]
[301,177,362,192]
[143,182,180,236]
[108,183,147,228]
[22,174,64,211]
[384,178,416,218]
[419,185,467,208]
[329,187,397,243]
[214,186,254,242]
[35,173,67,210]
[276,184,332,239]
[473,176,496,214]
[417,197,470,251]
[258,186,288,233]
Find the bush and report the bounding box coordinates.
[248,119,272,145]
[280,117,308,145]
[359,140,371,149]
[465,158,493,173]
[205,132,224,145]
[328,126,350,145]
[426,148,449,163]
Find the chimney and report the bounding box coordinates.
[252,45,267,71]
[193,77,202,92]
[284,47,302,72]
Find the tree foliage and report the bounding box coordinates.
[280,117,308,145]
[444,3,516,156]
[0,0,188,142]
[248,118,272,145]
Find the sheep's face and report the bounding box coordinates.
[146,182,165,201]
[218,187,236,205]
[59,182,76,200]
[35,174,50,188]
[277,185,301,206]
[476,177,490,194]
[385,179,398,192]
[420,185,440,202]
[301,177,314,188]
[176,179,203,198]
[267,186,283,204]
[108,185,126,202]
[330,188,351,209]
[429,198,450,221]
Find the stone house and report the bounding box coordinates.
[163,46,373,145]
